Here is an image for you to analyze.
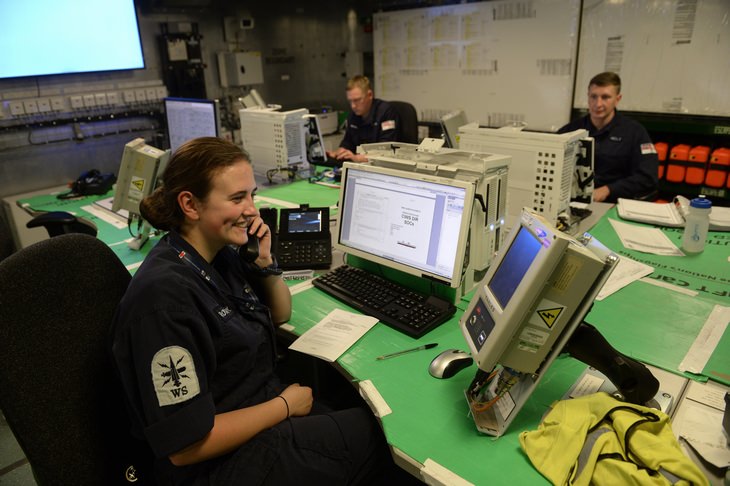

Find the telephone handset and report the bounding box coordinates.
[239,235,260,263]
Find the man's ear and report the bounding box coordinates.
[177,191,200,221]
[616,93,622,104]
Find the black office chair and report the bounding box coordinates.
[389,100,419,144]
[26,210,98,238]
[0,233,155,485]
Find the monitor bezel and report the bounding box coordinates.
[164,97,221,153]
[335,162,476,288]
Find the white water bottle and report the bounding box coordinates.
[681,195,712,253]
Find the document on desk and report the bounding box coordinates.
[288,309,378,362]
[595,255,654,301]
[608,218,684,256]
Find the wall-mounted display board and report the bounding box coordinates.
[373,0,581,132]
[574,0,730,117]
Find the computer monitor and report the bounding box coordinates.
[112,138,170,249]
[440,109,469,148]
[459,209,618,436]
[164,97,221,153]
[335,163,476,289]
[457,124,594,233]
[358,140,511,300]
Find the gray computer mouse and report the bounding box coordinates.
[428,349,473,379]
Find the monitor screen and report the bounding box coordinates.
[336,163,474,287]
[0,0,144,79]
[164,97,220,153]
[488,226,542,309]
[285,209,323,233]
[440,110,469,148]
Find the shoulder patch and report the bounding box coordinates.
[381,119,396,131]
[151,346,200,407]
[640,143,657,155]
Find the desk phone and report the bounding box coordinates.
[275,206,332,270]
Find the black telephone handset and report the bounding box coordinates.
[239,235,260,263]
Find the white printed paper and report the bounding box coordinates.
[288,309,378,362]
[608,218,684,256]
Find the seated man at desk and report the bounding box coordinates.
[326,75,401,163]
[559,71,658,203]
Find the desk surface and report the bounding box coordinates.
[9,182,728,485]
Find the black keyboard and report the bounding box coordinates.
[312,265,457,338]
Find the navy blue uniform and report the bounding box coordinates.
[340,99,400,152]
[559,111,658,202]
[111,232,392,485]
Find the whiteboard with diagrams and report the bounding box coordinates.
[373,0,581,132]
[574,0,730,117]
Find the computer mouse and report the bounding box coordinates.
[428,349,473,379]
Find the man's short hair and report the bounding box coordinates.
[589,72,621,94]
[347,75,371,93]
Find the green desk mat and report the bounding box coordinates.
[290,289,585,485]
[17,180,342,272]
[586,206,730,385]
[17,189,156,270]
[255,179,341,212]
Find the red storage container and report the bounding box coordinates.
[686,145,709,185]
[666,144,690,183]
[655,142,668,180]
[704,147,730,188]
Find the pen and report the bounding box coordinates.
[376,343,438,360]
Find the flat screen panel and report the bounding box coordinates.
[488,226,542,309]
[165,98,219,153]
[0,0,144,79]
[337,165,472,285]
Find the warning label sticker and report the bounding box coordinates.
[529,298,566,329]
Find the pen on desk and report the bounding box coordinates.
[376,343,438,360]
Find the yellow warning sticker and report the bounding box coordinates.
[132,179,145,191]
[536,307,563,328]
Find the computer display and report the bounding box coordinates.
[459,209,617,436]
[440,109,469,148]
[164,97,220,153]
[335,163,475,288]
[0,0,144,79]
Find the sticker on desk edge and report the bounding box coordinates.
[358,380,392,418]
[421,458,475,486]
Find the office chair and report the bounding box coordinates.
[389,101,419,144]
[26,210,98,238]
[0,233,155,485]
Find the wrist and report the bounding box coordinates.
[251,255,282,277]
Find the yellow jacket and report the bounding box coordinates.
[519,392,708,485]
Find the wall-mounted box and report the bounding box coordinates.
[217,51,263,88]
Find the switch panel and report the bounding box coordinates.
[9,101,25,116]
[50,97,65,111]
[106,92,120,106]
[70,95,84,109]
[37,98,52,112]
[23,100,39,114]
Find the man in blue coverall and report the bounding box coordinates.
[559,72,658,203]
[327,75,400,163]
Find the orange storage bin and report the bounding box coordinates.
[666,144,690,183]
[704,147,730,188]
[655,142,668,180]
[686,145,709,185]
